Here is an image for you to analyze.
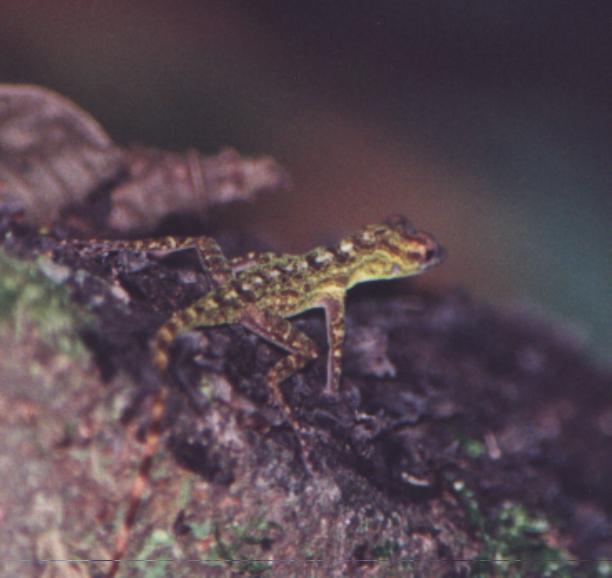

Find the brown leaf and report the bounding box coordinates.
[0,84,288,233]
[107,147,289,233]
[0,84,124,224]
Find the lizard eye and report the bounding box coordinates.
[425,246,445,263]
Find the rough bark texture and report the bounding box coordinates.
[1,223,610,578]
[1,83,609,578]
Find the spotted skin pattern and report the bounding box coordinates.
[80,216,444,577]
[151,216,444,395]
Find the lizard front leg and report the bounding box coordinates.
[320,293,346,394]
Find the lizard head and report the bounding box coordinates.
[344,215,445,288]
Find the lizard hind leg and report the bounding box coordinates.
[240,306,318,438]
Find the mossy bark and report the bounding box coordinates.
[1,233,611,578]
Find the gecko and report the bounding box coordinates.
[152,215,445,405]
[77,215,444,426]
[61,215,444,577]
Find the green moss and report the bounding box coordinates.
[210,518,283,575]
[0,250,90,358]
[176,478,194,512]
[134,528,175,578]
[197,376,216,401]
[190,520,213,540]
[231,518,283,545]
[453,479,486,532]
[448,478,580,578]
[370,538,400,559]
[462,437,486,459]
[471,502,576,578]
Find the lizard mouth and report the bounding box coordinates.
[425,245,446,265]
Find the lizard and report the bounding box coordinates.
[57,215,444,577]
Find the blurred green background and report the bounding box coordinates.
[0,1,609,359]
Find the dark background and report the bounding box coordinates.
[0,1,610,359]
